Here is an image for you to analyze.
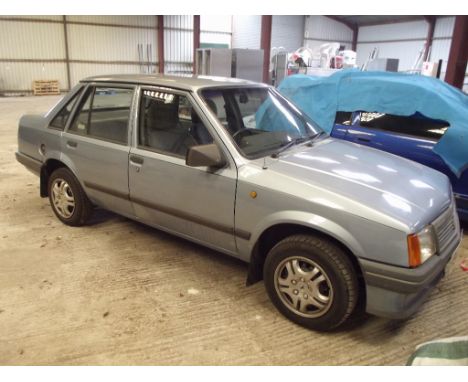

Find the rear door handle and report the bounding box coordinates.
[67,140,77,148]
[130,155,144,165]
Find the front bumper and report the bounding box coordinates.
[359,229,462,319]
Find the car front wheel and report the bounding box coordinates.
[264,234,358,331]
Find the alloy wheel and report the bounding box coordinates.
[51,178,75,219]
[274,256,334,318]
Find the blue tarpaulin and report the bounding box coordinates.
[278,70,468,177]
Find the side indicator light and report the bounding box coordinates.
[407,234,421,268]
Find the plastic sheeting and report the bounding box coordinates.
[278,70,468,177]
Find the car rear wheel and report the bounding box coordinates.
[264,234,358,331]
[48,167,93,226]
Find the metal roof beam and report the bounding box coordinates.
[324,15,356,30]
[355,15,426,27]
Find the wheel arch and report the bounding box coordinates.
[246,221,365,290]
[40,158,74,197]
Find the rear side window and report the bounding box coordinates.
[49,88,83,130]
[358,112,449,141]
[68,86,134,144]
[138,90,213,157]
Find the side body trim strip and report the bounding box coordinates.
[83,181,251,240]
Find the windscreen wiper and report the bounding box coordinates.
[310,131,326,140]
[270,132,324,158]
[271,137,309,158]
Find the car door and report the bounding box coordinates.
[336,111,449,169]
[350,112,451,171]
[330,111,354,140]
[335,111,383,149]
[62,83,136,217]
[128,87,238,254]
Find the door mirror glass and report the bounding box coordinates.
[186,144,226,168]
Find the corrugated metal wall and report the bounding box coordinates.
[231,15,304,57]
[356,19,429,71]
[164,15,193,75]
[271,16,304,52]
[4,16,63,21]
[0,20,65,59]
[67,16,158,84]
[0,17,67,92]
[164,16,233,74]
[0,15,235,93]
[200,15,232,48]
[69,15,156,28]
[0,15,462,93]
[231,16,261,49]
[356,17,455,78]
[303,16,353,50]
[0,15,159,93]
[0,63,68,94]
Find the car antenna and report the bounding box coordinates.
[262,156,268,170]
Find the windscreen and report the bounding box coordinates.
[201,87,322,158]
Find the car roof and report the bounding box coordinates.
[81,74,267,91]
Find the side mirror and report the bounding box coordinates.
[186,143,226,168]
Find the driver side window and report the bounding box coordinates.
[138,90,213,157]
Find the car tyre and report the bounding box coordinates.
[264,234,358,331]
[48,167,93,226]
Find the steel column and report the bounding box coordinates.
[260,15,272,83]
[157,15,164,74]
[445,16,468,89]
[423,16,436,61]
[352,25,359,51]
[62,16,71,90]
[193,15,200,74]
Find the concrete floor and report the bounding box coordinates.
[0,95,467,365]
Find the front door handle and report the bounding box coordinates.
[357,137,371,143]
[130,155,144,165]
[67,140,77,148]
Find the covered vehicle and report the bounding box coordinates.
[278,70,468,219]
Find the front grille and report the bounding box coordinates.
[432,206,459,255]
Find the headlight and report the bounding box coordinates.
[407,225,437,267]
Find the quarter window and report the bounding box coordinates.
[68,86,133,144]
[138,90,213,157]
[49,88,83,130]
[334,111,352,126]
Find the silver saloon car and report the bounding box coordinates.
[16,75,461,331]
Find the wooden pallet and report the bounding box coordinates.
[33,80,60,96]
